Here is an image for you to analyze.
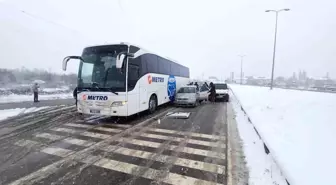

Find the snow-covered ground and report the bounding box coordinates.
[0,106,49,121]
[0,93,72,103]
[230,84,336,185]
[230,93,287,185]
[41,86,70,93]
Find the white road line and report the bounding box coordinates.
[8,159,69,185]
[32,134,224,174]
[103,145,225,174]
[8,108,175,185]
[64,123,94,129]
[140,133,226,149]
[35,133,64,141]
[50,127,116,139]
[14,141,224,185]
[15,140,40,148]
[50,127,78,134]
[80,131,110,139]
[62,138,95,147]
[94,157,223,185]
[41,147,74,157]
[93,127,122,133]
[109,124,131,129]
[120,138,226,160]
[149,128,225,141]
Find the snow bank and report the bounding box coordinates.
[41,86,70,93]
[0,93,72,103]
[230,93,287,185]
[0,106,49,121]
[230,84,336,185]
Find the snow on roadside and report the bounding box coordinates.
[42,86,70,93]
[0,93,72,104]
[0,106,49,121]
[230,93,287,185]
[229,84,336,185]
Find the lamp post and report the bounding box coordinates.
[265,8,290,90]
[238,55,246,85]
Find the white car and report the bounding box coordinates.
[175,85,209,107]
[213,82,229,102]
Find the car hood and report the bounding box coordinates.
[216,89,229,94]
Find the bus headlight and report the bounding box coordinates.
[111,101,126,107]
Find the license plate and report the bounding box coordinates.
[90,109,100,114]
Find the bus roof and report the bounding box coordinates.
[84,42,184,66]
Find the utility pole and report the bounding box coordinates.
[238,55,246,85]
[265,8,290,90]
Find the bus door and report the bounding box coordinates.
[127,64,140,115]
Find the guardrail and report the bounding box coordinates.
[230,88,292,185]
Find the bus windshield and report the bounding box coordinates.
[78,45,128,92]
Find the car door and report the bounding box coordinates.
[200,84,210,100]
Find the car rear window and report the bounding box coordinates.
[178,87,196,93]
[214,83,228,89]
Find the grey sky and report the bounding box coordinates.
[0,0,335,79]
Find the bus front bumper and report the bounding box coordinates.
[77,104,128,117]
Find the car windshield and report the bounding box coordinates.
[178,87,196,93]
[78,45,128,92]
[214,83,228,89]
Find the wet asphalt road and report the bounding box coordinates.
[0,99,74,110]
[0,102,230,185]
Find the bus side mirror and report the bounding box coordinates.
[116,52,134,69]
[62,56,84,71]
[62,57,71,71]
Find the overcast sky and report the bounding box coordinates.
[0,0,335,79]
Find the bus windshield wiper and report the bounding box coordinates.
[109,89,118,95]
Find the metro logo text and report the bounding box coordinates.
[152,77,164,83]
[87,95,108,101]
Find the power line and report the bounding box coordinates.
[0,2,87,38]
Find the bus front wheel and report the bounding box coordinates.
[148,95,157,114]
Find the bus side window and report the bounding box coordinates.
[128,64,140,90]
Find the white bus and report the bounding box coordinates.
[62,42,190,116]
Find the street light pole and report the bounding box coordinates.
[238,55,246,85]
[265,8,290,90]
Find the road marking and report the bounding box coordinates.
[120,138,226,160]
[80,131,110,139]
[50,127,78,134]
[149,128,225,141]
[45,127,226,159]
[8,159,70,185]
[8,107,176,185]
[108,124,132,129]
[140,132,226,149]
[94,157,224,185]
[15,140,40,148]
[41,147,74,157]
[103,145,225,174]
[93,127,122,133]
[35,133,64,141]
[64,123,94,129]
[50,127,112,139]
[14,140,225,184]
[62,138,95,147]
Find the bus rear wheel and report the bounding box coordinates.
[148,95,157,114]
